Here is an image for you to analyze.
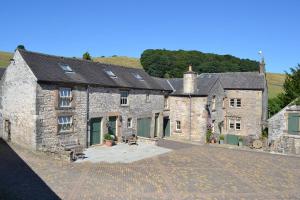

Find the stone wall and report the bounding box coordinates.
[88,87,165,145]
[169,96,208,142]
[223,90,263,137]
[36,84,87,152]
[1,50,38,149]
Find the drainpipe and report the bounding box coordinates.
[189,93,192,141]
[86,85,90,148]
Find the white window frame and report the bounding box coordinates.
[229,98,235,107]
[58,116,73,133]
[127,118,132,128]
[236,98,241,108]
[229,119,241,130]
[146,93,150,103]
[176,120,181,131]
[235,119,241,130]
[229,98,242,108]
[229,120,235,130]
[120,91,129,106]
[212,96,216,110]
[59,88,72,108]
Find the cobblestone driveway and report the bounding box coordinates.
[1,139,300,200]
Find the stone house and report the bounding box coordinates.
[0,49,268,153]
[0,49,171,152]
[268,100,300,154]
[156,62,268,144]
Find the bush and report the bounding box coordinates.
[219,134,224,140]
[206,130,212,143]
[104,133,113,141]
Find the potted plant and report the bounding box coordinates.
[238,137,243,147]
[219,134,224,144]
[104,133,113,147]
[206,130,212,143]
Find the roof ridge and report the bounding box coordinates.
[18,49,143,70]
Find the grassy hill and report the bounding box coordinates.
[0,51,285,98]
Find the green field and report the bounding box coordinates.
[0,51,285,98]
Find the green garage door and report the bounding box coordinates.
[90,118,101,145]
[137,117,151,138]
[288,113,300,135]
[226,134,239,145]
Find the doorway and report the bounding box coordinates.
[163,117,170,137]
[90,118,102,145]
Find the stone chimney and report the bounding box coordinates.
[183,65,197,94]
[259,57,266,74]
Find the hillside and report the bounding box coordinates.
[0,51,284,98]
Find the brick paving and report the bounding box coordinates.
[1,139,300,200]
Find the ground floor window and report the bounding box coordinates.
[176,120,181,131]
[127,118,132,128]
[58,116,73,133]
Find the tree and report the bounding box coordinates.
[82,52,91,60]
[140,49,259,78]
[16,45,26,50]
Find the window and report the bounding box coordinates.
[58,116,73,132]
[120,91,129,106]
[229,119,241,130]
[176,121,181,131]
[59,63,73,73]
[164,96,169,109]
[229,98,242,108]
[104,70,117,78]
[230,99,235,107]
[59,88,72,108]
[146,93,150,102]
[127,118,132,128]
[132,73,144,81]
[236,99,241,107]
[235,120,241,130]
[229,120,235,129]
[212,96,216,110]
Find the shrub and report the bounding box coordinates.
[104,133,113,141]
[206,130,212,143]
[219,134,224,141]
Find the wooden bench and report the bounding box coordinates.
[60,139,84,161]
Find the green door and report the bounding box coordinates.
[108,116,117,135]
[226,134,239,145]
[163,117,170,137]
[288,113,300,135]
[90,118,101,145]
[137,117,151,138]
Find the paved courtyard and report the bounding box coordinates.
[1,139,300,200]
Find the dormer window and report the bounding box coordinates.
[104,70,117,78]
[59,63,73,73]
[132,73,144,81]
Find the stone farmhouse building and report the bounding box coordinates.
[0,49,268,153]
[268,100,300,154]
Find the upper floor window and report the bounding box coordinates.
[120,91,129,106]
[176,120,181,131]
[132,73,144,81]
[59,88,72,108]
[212,96,216,110]
[58,116,73,133]
[127,118,133,128]
[146,93,150,103]
[229,98,242,108]
[164,96,169,109]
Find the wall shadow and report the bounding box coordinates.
[0,139,60,200]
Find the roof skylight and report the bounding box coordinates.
[132,73,144,81]
[59,63,73,73]
[104,70,117,78]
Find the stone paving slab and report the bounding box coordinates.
[1,139,300,200]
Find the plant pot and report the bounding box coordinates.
[219,140,224,144]
[238,141,243,146]
[105,140,113,147]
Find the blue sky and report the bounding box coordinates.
[0,0,299,73]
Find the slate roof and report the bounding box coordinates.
[18,50,169,91]
[0,68,6,79]
[164,72,265,96]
